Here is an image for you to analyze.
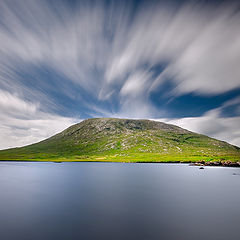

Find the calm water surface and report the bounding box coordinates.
[0,162,239,240]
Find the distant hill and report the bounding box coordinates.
[0,118,239,163]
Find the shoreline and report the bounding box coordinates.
[0,159,240,167]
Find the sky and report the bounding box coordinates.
[0,0,240,149]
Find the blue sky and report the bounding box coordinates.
[0,0,240,149]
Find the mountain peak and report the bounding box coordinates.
[66,118,189,134]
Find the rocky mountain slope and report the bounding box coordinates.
[0,118,239,163]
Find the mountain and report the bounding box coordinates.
[0,118,239,163]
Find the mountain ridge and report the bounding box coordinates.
[0,118,239,163]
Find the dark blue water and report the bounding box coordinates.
[0,162,239,240]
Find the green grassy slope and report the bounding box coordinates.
[0,118,239,163]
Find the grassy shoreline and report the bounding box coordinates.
[0,156,239,167]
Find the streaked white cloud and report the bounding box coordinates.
[157,100,240,147]
[1,1,240,99]
[105,2,240,96]
[0,90,37,117]
[159,115,240,147]
[0,90,79,150]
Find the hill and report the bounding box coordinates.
[0,118,239,163]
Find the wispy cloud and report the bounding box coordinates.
[159,115,240,147]
[158,98,240,147]
[0,90,78,150]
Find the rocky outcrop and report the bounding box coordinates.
[193,160,240,167]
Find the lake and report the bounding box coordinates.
[0,162,239,240]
